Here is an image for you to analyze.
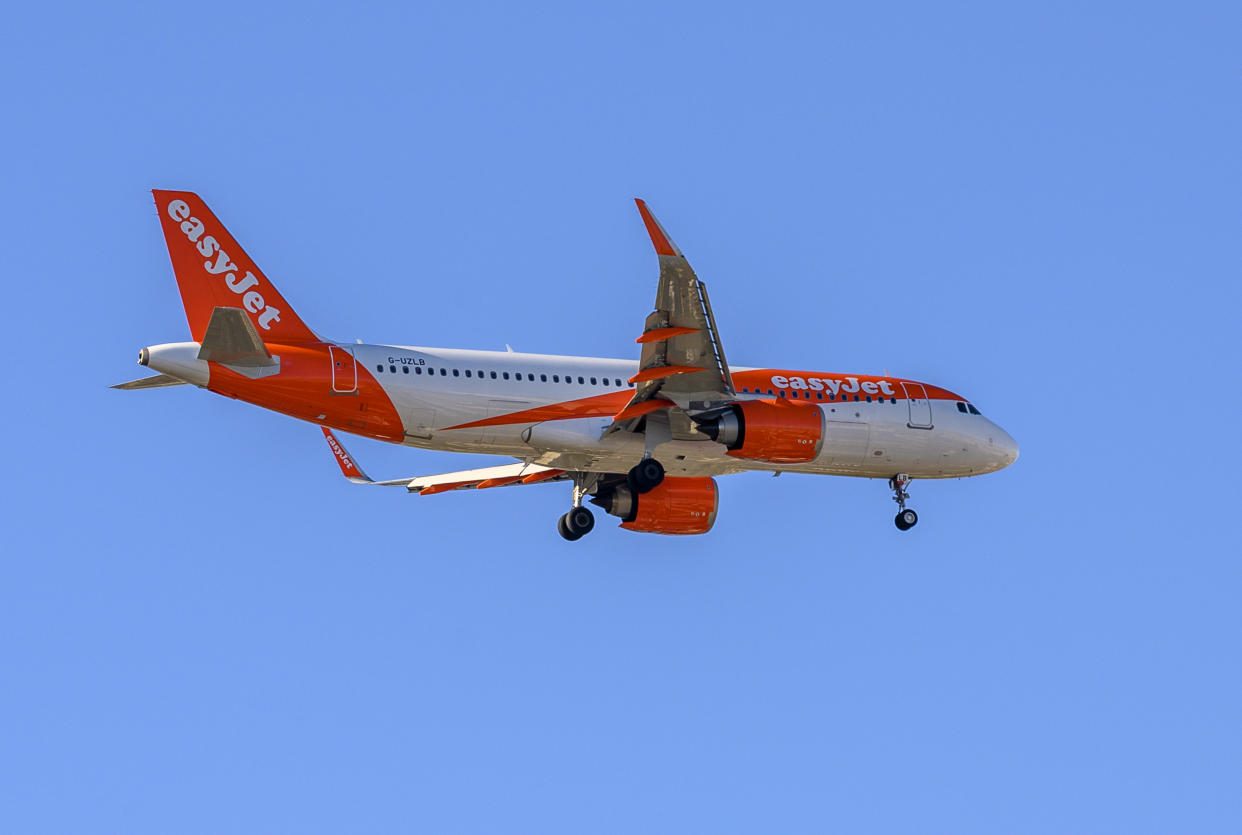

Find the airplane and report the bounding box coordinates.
[115,190,1018,540]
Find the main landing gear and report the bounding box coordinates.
[558,472,598,541]
[889,474,919,531]
[556,461,666,541]
[627,457,665,494]
[558,506,595,541]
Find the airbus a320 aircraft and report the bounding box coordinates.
[116,191,1018,539]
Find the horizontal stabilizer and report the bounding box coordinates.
[110,373,188,390]
[197,306,276,367]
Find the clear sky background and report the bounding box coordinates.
[2,1,1239,832]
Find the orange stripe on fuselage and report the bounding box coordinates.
[443,390,632,431]
[207,342,405,443]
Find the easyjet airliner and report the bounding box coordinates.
[116,191,1018,539]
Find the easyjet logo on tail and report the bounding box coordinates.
[166,199,282,330]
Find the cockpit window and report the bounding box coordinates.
[956,402,968,413]
[967,403,982,415]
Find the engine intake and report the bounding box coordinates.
[697,400,824,463]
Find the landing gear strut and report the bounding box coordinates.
[627,458,665,494]
[889,473,918,531]
[558,473,598,541]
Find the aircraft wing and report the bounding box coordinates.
[321,428,568,492]
[610,200,736,436]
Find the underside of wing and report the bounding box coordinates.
[405,463,570,494]
[321,426,569,491]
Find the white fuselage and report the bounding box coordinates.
[345,343,1018,480]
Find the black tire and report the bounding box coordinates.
[568,506,595,537]
[558,513,581,541]
[627,458,665,494]
[895,509,918,531]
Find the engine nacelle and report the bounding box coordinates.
[592,477,719,535]
[696,400,823,463]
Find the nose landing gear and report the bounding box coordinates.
[889,474,918,531]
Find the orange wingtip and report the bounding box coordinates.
[613,398,676,421]
[321,427,367,480]
[636,326,699,343]
[634,199,681,257]
[416,481,478,495]
[520,469,565,484]
[628,365,705,384]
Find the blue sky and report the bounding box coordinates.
[2,1,1240,831]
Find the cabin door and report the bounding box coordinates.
[901,382,933,429]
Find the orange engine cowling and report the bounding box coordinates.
[592,477,719,535]
[696,400,823,463]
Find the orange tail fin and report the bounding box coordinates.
[152,190,317,343]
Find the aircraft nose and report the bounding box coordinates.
[992,426,1019,468]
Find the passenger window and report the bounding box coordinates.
[968,404,982,415]
[452,369,459,377]
[957,402,967,413]
[767,389,774,395]
[439,368,446,376]
[602,377,609,386]
[503,372,510,380]
[853,394,859,401]
[553,374,560,382]
[465,369,471,378]
[616,379,622,387]
[779,391,785,398]
[490,371,497,379]
[389,365,396,373]
[415,366,423,375]
[865,395,872,402]
[817,392,823,400]
[578,376,585,384]
[375,364,383,372]
[590,377,597,385]
[403,366,409,374]
[541,374,548,382]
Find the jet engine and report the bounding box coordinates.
[592,477,719,535]
[695,400,824,463]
